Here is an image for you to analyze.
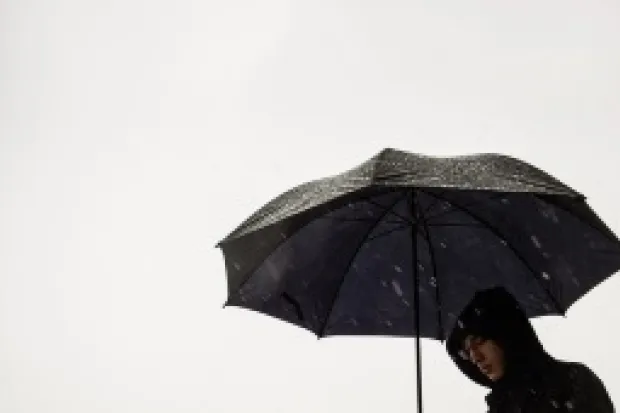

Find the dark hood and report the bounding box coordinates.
[446,286,549,388]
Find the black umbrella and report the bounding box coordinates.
[216,148,620,413]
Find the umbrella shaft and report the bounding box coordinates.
[411,190,423,413]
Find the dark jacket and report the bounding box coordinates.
[446,287,614,413]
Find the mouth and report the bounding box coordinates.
[479,364,492,375]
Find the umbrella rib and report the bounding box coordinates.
[424,193,507,224]
[533,194,620,244]
[367,199,414,225]
[419,190,566,315]
[427,223,487,228]
[317,192,408,338]
[224,188,398,301]
[419,192,448,218]
[418,209,445,341]
[366,223,411,242]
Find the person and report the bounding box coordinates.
[446,286,615,413]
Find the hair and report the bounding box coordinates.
[448,287,549,386]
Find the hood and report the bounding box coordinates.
[446,286,548,388]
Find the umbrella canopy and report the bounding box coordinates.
[217,148,620,412]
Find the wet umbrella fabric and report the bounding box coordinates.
[216,148,620,413]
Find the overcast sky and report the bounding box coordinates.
[2,1,620,412]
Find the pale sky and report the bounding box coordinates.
[1,1,619,412]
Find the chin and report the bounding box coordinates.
[487,372,504,382]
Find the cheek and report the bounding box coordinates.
[481,345,503,364]
[489,347,505,366]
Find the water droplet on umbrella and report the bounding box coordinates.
[566,401,574,410]
[500,239,507,245]
[402,299,410,307]
[394,265,403,273]
[392,280,403,297]
[429,277,437,287]
[350,318,358,326]
[418,263,425,271]
[233,262,241,270]
[457,319,465,328]
[381,280,387,287]
[572,277,580,286]
[542,272,550,280]
[531,235,542,248]
[440,242,447,248]
[501,198,510,204]
[550,400,559,409]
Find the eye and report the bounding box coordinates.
[473,337,486,346]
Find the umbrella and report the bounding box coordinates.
[216,148,620,413]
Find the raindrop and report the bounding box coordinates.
[418,263,425,271]
[233,262,241,270]
[500,239,508,245]
[280,232,287,239]
[381,280,388,287]
[440,242,447,249]
[402,299,411,307]
[384,320,393,327]
[457,319,465,328]
[394,265,403,273]
[429,277,437,287]
[392,280,404,297]
[566,401,574,410]
[550,400,559,409]
[501,198,510,204]
[531,235,542,249]
[542,272,551,280]
[572,277,580,286]
[350,318,359,326]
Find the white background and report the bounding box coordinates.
[2,1,619,412]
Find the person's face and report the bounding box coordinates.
[462,335,505,381]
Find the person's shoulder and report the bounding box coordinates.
[552,359,608,392]
[543,358,599,386]
[556,360,597,378]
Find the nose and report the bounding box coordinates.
[469,348,485,364]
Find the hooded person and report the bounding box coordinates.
[446,286,614,413]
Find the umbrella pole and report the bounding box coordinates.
[411,190,423,413]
